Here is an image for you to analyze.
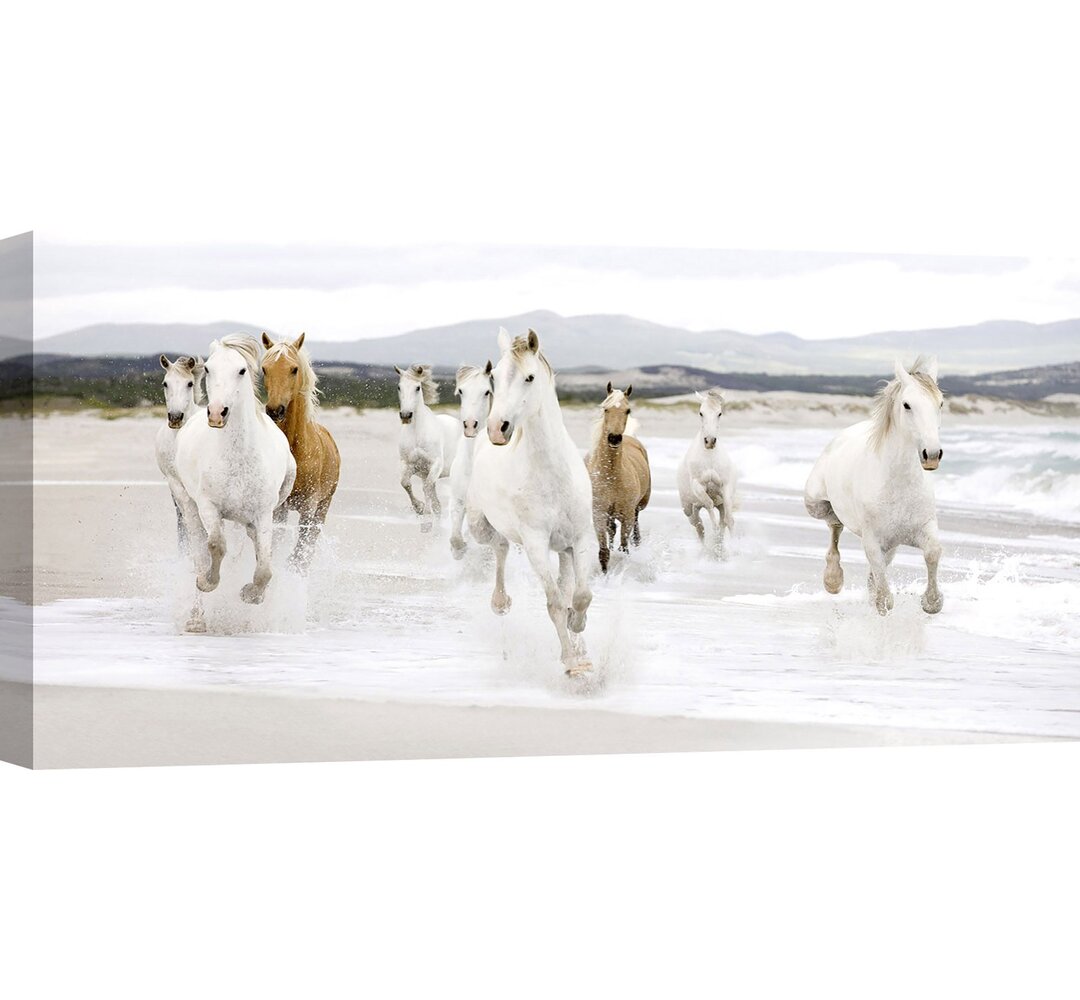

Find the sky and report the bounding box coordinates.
[32,242,1080,342]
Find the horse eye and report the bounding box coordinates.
[416,386,421,393]
[291,367,299,375]
[161,381,166,387]
[525,374,535,383]
[187,381,194,388]
[626,408,631,415]
[239,368,246,376]
[903,402,911,410]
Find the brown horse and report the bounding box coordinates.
[585,383,652,572]
[261,332,341,571]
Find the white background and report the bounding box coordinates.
[2,2,1079,997]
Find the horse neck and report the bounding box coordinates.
[282,390,314,448]
[519,387,566,456]
[414,398,438,435]
[592,425,621,472]
[223,385,261,442]
[182,390,200,421]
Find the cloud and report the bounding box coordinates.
[31,244,1080,342]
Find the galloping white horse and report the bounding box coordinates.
[804,356,945,616]
[449,363,492,558]
[677,389,737,554]
[174,336,296,629]
[467,328,594,677]
[155,354,205,551]
[395,364,460,526]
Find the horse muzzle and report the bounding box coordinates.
[607,433,623,447]
[703,436,717,450]
[921,447,943,471]
[267,404,287,423]
[167,412,185,429]
[399,411,413,425]
[463,420,479,439]
[207,406,229,429]
[488,419,513,446]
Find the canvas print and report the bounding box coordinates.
[2,233,1078,768]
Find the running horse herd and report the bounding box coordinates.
[156,327,948,676]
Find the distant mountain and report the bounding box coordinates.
[31,312,1080,375]
[34,321,276,359]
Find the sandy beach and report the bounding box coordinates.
[10,396,1080,768]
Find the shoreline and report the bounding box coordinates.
[23,681,1034,769]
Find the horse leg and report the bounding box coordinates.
[593,507,611,573]
[449,493,468,560]
[289,496,329,574]
[522,535,588,675]
[173,497,188,555]
[195,502,225,593]
[825,520,845,594]
[241,513,274,604]
[618,511,632,553]
[425,458,444,517]
[401,466,425,516]
[632,506,643,546]
[685,503,705,544]
[490,528,512,615]
[567,537,593,637]
[862,534,893,615]
[919,523,944,614]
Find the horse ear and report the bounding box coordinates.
[484,360,493,376]
[922,355,939,381]
[261,332,273,350]
[497,327,512,354]
[177,356,195,371]
[293,332,306,351]
[893,359,913,385]
[526,329,539,353]
[159,354,170,370]
[694,390,704,401]
[625,384,633,398]
[394,365,403,376]
[606,381,613,394]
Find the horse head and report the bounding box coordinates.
[889,357,944,471]
[487,327,554,446]
[455,364,493,439]
[204,336,262,429]
[159,354,203,429]
[695,389,725,450]
[262,332,311,424]
[599,382,633,448]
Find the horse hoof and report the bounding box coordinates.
[240,584,265,605]
[185,617,206,634]
[922,593,944,615]
[196,574,218,593]
[450,539,466,560]
[491,595,512,616]
[565,659,593,678]
[824,570,844,594]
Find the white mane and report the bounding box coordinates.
[209,335,264,393]
[870,356,943,450]
[400,364,440,404]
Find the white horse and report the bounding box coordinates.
[467,328,594,677]
[174,336,296,629]
[396,364,460,527]
[155,354,205,552]
[677,389,737,554]
[449,363,493,558]
[804,356,945,616]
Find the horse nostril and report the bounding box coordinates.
[939,449,944,460]
[500,421,510,434]
[221,407,229,417]
[922,449,928,461]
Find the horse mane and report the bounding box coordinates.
[210,335,264,393]
[403,364,439,404]
[456,364,490,390]
[509,332,554,380]
[265,339,320,413]
[700,388,725,407]
[870,356,943,450]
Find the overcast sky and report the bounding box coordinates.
[33,242,1080,342]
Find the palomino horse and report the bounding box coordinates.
[174,336,296,630]
[467,328,594,677]
[261,332,341,571]
[677,389,737,554]
[585,383,651,572]
[804,356,945,616]
[155,354,205,552]
[396,364,460,526]
[449,363,493,558]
